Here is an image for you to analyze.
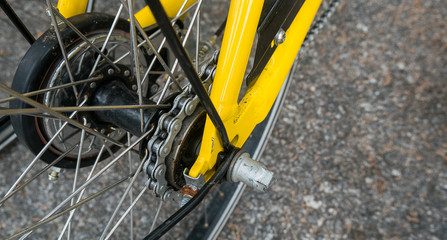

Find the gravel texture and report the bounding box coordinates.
[220,0,447,239]
[1,0,447,239]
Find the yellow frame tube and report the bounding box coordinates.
[56,0,322,179]
[57,0,88,18]
[134,0,196,28]
[190,0,323,177]
[58,0,194,28]
[189,0,264,177]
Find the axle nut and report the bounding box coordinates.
[227,151,275,192]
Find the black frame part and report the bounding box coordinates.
[0,0,35,44]
[145,0,231,151]
[245,0,305,86]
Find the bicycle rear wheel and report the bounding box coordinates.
[0,0,298,239]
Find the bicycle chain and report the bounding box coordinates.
[143,54,216,202]
[301,0,341,52]
[143,89,198,201]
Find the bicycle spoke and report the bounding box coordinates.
[195,9,200,70]
[156,0,204,104]
[0,102,85,202]
[103,187,146,240]
[99,149,148,240]
[127,133,134,240]
[102,138,119,158]
[57,144,106,240]
[50,7,120,72]
[125,0,145,133]
[17,130,151,239]
[0,103,170,115]
[8,175,131,240]
[0,145,77,206]
[86,0,94,13]
[0,83,126,147]
[150,199,164,232]
[0,76,102,104]
[89,4,124,76]
[147,71,167,75]
[46,0,79,98]
[66,123,87,240]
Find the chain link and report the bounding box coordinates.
[301,0,341,52]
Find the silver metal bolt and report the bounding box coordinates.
[180,169,205,207]
[48,171,58,181]
[180,195,192,207]
[45,8,51,17]
[124,70,130,77]
[150,85,158,93]
[48,167,62,181]
[274,28,286,46]
[89,82,96,88]
[132,85,137,91]
[107,68,114,75]
[46,8,62,25]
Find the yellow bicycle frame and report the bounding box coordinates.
[57,0,322,178]
[190,0,322,178]
[57,0,196,25]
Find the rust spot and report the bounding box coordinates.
[181,184,199,197]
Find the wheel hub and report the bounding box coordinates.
[80,64,159,137]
